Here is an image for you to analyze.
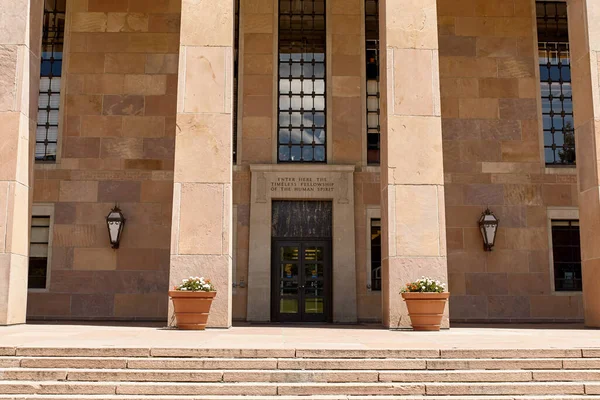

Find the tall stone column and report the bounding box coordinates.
[568,0,600,328]
[169,0,233,327]
[0,0,43,325]
[379,0,448,328]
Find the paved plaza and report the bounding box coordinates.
[1,324,598,350]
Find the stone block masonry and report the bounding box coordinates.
[28,0,181,321]
[437,0,583,322]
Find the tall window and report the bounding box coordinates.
[365,0,380,165]
[36,0,65,162]
[28,215,51,289]
[233,0,240,164]
[551,220,582,292]
[278,0,326,163]
[370,219,381,291]
[537,1,574,165]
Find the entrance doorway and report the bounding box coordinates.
[271,241,331,322]
[270,201,332,323]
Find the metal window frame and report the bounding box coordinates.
[277,0,328,163]
[550,219,582,292]
[546,207,582,295]
[28,204,55,292]
[233,0,240,165]
[36,0,66,163]
[536,0,575,166]
[365,206,381,292]
[365,0,380,165]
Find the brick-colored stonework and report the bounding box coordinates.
[28,0,181,320]
[15,0,594,326]
[437,0,582,321]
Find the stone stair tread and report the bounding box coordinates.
[2,395,600,400]
[3,357,594,371]
[0,347,591,359]
[0,381,424,396]
[4,367,600,383]
[1,348,599,397]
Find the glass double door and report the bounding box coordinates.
[271,240,331,323]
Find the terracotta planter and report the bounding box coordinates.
[401,292,449,331]
[169,291,216,330]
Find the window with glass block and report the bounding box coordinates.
[536,1,574,165]
[277,0,326,163]
[365,0,380,165]
[36,0,65,162]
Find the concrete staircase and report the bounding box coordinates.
[0,347,599,399]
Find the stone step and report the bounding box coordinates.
[2,395,600,400]
[0,357,279,370]
[5,357,600,370]
[0,381,422,396]
[424,382,589,396]
[2,397,600,400]
[128,358,279,370]
[1,381,598,396]
[0,347,595,359]
[8,368,600,383]
[6,368,600,383]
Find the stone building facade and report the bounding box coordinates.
[1,0,599,328]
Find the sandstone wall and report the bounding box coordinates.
[28,0,585,323]
[28,0,180,320]
[437,0,583,321]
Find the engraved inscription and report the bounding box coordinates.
[270,176,335,193]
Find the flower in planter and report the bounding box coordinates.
[174,276,215,292]
[400,277,446,293]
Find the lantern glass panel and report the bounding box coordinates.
[484,223,496,245]
[108,220,121,244]
[106,209,125,247]
[479,224,488,244]
[479,212,498,249]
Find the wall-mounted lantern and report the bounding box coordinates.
[106,205,126,249]
[479,208,499,252]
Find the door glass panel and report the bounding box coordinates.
[280,279,298,295]
[273,240,329,321]
[281,263,298,279]
[304,263,322,279]
[305,297,323,314]
[304,280,324,296]
[280,298,299,314]
[304,246,323,261]
[281,246,299,261]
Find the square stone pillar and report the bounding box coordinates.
[568,0,600,328]
[169,0,233,328]
[0,0,43,325]
[379,0,448,328]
